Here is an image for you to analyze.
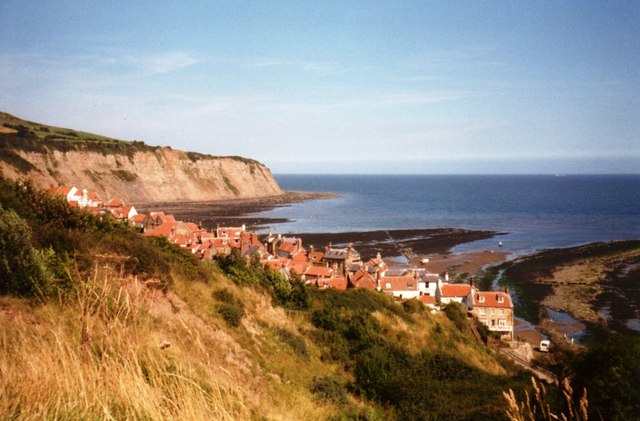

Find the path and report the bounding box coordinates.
[466,318,558,385]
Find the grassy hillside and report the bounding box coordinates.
[0,111,257,164]
[0,176,540,420]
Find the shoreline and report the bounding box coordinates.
[136,190,336,227]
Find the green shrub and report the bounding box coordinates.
[402,298,424,314]
[0,206,49,297]
[216,302,244,327]
[275,327,308,358]
[213,287,239,305]
[110,169,138,182]
[443,302,469,332]
[310,375,348,404]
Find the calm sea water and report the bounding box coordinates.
[253,174,640,255]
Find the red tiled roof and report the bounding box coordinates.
[289,262,307,275]
[381,275,418,292]
[309,251,324,262]
[305,265,333,278]
[143,221,178,237]
[160,214,176,223]
[131,214,146,223]
[291,251,308,263]
[472,291,513,308]
[350,269,377,290]
[88,191,101,201]
[56,185,75,195]
[108,198,124,207]
[440,284,472,298]
[279,242,296,253]
[419,295,436,305]
[317,277,347,291]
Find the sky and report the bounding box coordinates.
[1,1,639,174]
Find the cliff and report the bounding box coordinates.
[0,112,282,203]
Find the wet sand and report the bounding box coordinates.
[294,228,503,262]
[498,240,640,334]
[412,249,509,276]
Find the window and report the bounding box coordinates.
[498,296,504,303]
[499,319,506,327]
[499,308,504,315]
[478,295,485,303]
[479,308,486,315]
[385,282,391,289]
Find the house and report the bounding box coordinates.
[48,185,79,202]
[467,287,515,340]
[78,189,102,208]
[436,282,472,304]
[381,275,420,299]
[48,185,102,209]
[307,245,324,266]
[304,265,333,283]
[348,267,378,290]
[323,243,361,277]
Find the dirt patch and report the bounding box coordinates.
[0,126,17,134]
[413,249,509,276]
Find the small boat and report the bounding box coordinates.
[420,258,429,265]
[498,241,503,247]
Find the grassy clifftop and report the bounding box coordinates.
[0,177,533,420]
[0,111,257,164]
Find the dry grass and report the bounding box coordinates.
[0,270,253,420]
[504,377,588,421]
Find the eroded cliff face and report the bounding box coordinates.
[0,147,282,203]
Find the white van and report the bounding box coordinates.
[539,340,551,352]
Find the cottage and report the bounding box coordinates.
[348,267,378,290]
[323,243,361,277]
[436,282,472,304]
[467,288,514,340]
[381,275,420,299]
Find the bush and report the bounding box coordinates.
[443,302,469,332]
[402,298,424,314]
[216,302,244,327]
[213,287,240,305]
[0,206,50,297]
[310,375,348,404]
[275,327,308,358]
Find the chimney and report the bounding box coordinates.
[469,276,474,287]
[505,287,510,295]
[310,245,315,254]
[445,271,449,282]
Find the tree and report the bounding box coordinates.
[0,206,48,296]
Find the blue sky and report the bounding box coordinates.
[1,1,638,174]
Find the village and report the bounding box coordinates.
[48,184,516,342]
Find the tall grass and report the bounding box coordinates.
[0,270,251,420]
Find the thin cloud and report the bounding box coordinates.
[241,57,343,75]
[142,52,199,75]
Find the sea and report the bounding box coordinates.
[252,174,640,256]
